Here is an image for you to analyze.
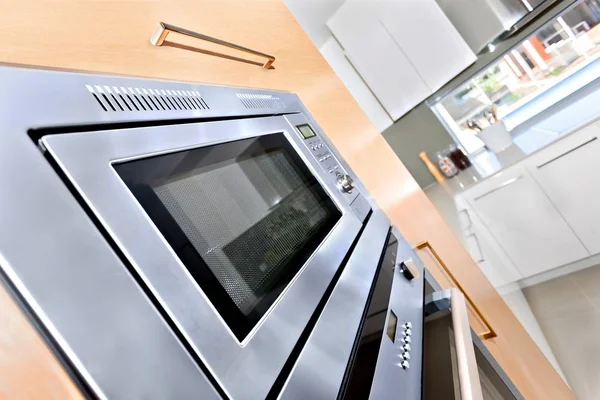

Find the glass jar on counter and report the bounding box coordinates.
[448,144,471,170]
[436,151,459,178]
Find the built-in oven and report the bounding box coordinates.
[279,227,524,400]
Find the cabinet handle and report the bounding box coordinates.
[537,136,597,168]
[150,22,276,69]
[467,234,485,263]
[473,175,523,201]
[415,241,497,339]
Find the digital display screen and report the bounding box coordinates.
[297,124,316,139]
[386,310,398,342]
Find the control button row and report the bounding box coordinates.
[328,165,340,174]
[399,321,413,370]
[318,154,333,162]
[310,143,325,151]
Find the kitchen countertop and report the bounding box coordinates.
[440,73,600,195]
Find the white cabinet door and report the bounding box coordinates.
[327,1,431,120]
[379,0,476,92]
[526,123,600,255]
[464,167,589,277]
[456,196,523,288]
[319,37,393,132]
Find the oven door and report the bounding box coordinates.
[41,115,365,399]
[423,285,522,400]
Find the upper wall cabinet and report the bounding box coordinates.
[328,0,476,121]
[327,1,431,120]
[378,0,476,92]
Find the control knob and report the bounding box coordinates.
[336,173,355,194]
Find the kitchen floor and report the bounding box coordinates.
[523,264,600,400]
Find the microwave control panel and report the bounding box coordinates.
[295,124,353,185]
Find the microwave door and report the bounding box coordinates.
[423,288,485,400]
[40,115,364,399]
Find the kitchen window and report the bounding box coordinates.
[431,0,600,153]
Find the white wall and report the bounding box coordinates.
[283,0,347,47]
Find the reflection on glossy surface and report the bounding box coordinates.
[342,233,397,399]
[116,133,341,340]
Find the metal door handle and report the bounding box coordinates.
[416,241,496,339]
[425,289,485,400]
[537,136,597,168]
[150,22,276,69]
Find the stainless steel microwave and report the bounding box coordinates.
[0,65,382,399]
[0,66,521,400]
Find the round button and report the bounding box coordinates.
[402,352,411,360]
[404,322,412,329]
[402,336,411,344]
[404,328,412,336]
[401,360,410,370]
[336,174,355,194]
[402,343,411,352]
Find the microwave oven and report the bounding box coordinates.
[0,66,522,399]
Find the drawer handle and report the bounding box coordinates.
[150,22,276,69]
[467,234,485,264]
[537,136,597,168]
[415,241,497,339]
[473,175,523,201]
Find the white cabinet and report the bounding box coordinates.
[327,1,430,120]
[463,166,589,278]
[526,123,600,255]
[327,0,475,120]
[319,37,393,132]
[378,0,476,92]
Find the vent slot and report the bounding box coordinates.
[86,85,210,113]
[237,93,285,109]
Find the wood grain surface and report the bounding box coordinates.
[0,281,82,400]
[0,1,573,398]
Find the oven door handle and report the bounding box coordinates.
[425,288,484,400]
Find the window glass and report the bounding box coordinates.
[432,0,600,153]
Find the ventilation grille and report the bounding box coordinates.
[237,93,285,109]
[86,85,210,112]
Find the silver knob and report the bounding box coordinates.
[402,336,411,344]
[336,173,355,194]
[402,343,411,352]
[401,360,410,369]
[402,352,411,360]
[404,328,412,336]
[404,322,412,329]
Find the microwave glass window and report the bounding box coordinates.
[297,124,316,139]
[114,133,341,341]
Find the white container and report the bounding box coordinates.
[476,121,513,153]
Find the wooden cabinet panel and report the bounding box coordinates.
[526,123,600,255]
[0,282,82,400]
[0,1,574,399]
[464,167,589,277]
